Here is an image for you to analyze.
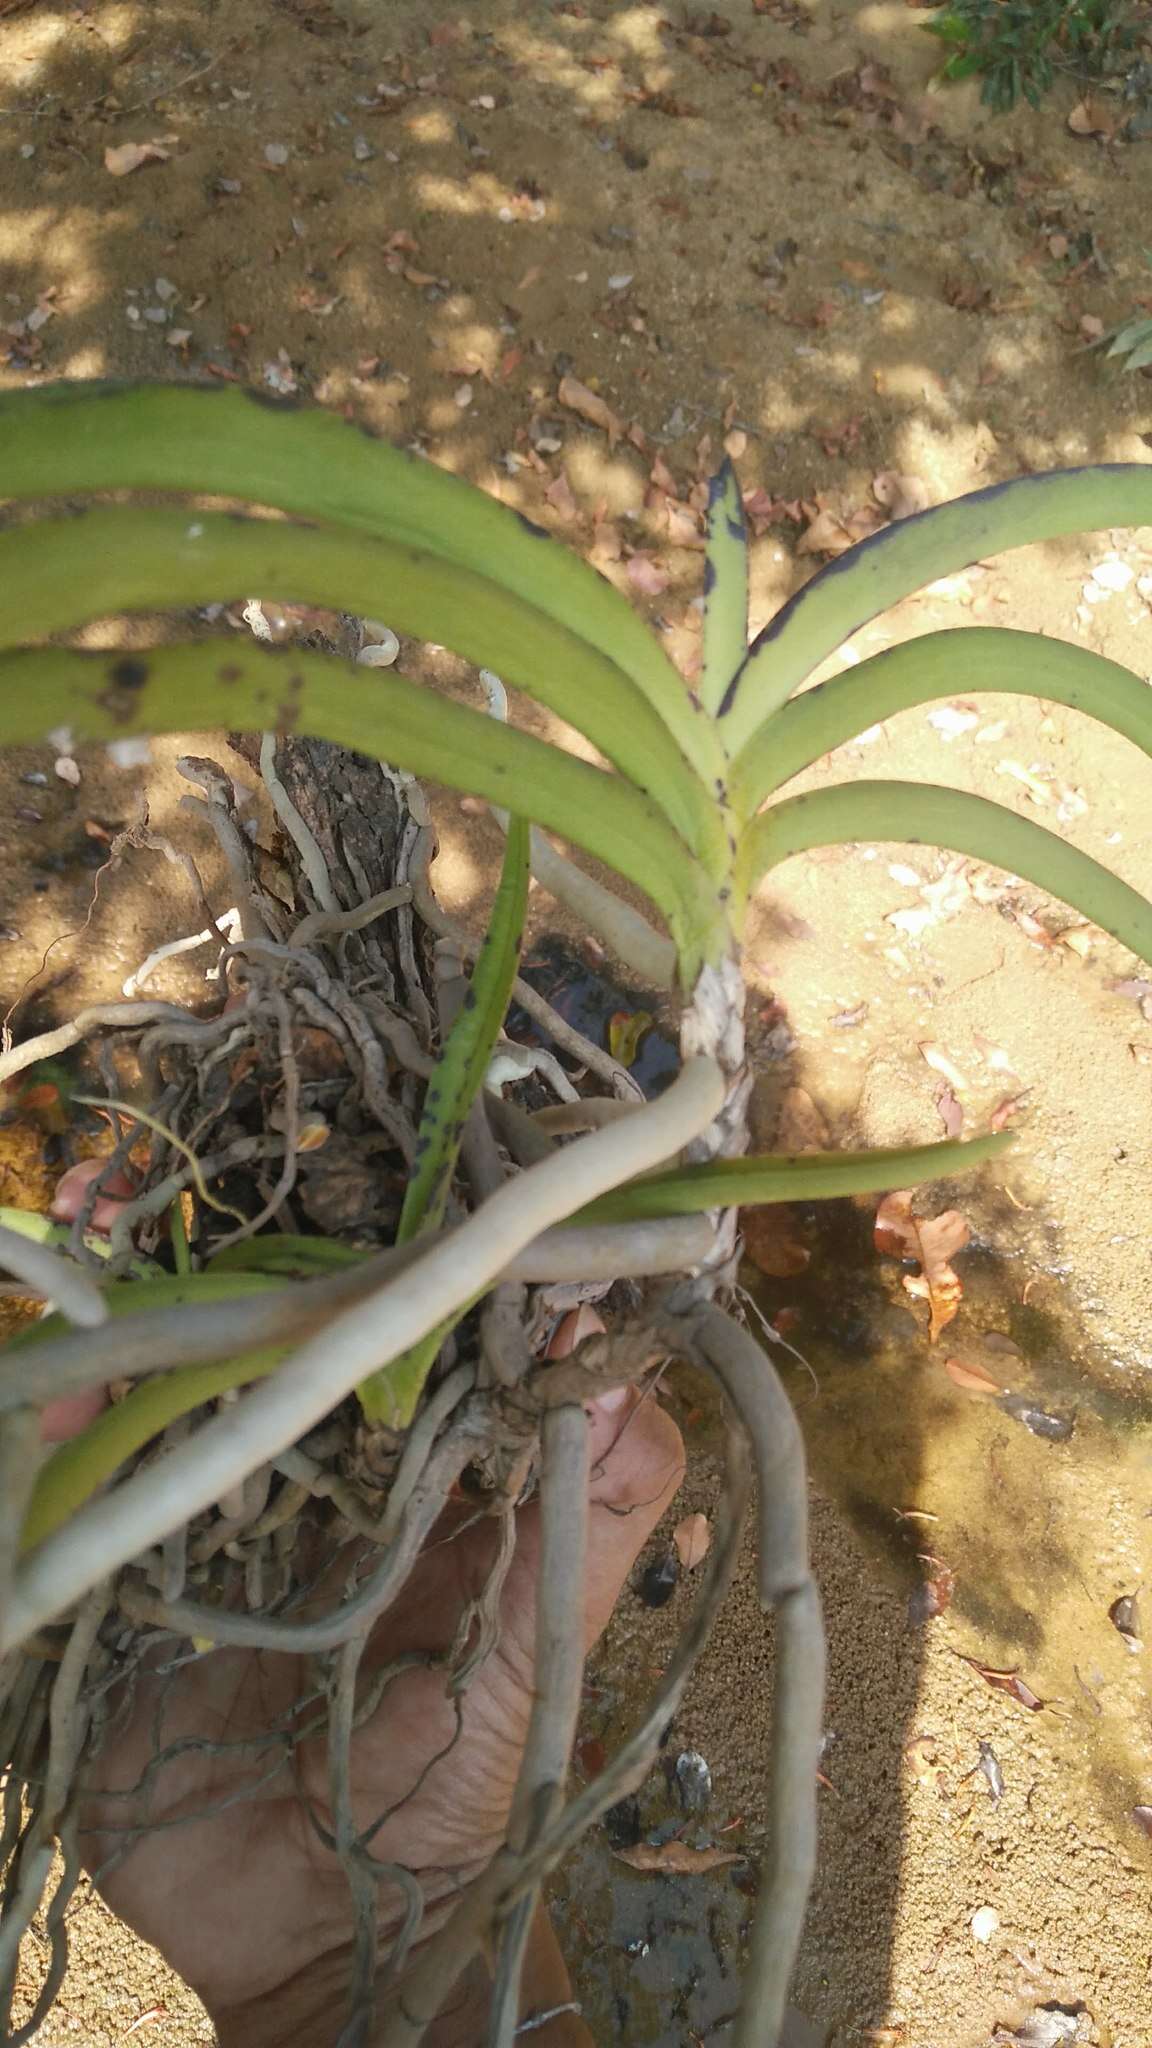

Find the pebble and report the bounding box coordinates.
[264,143,290,166]
[971,1905,1000,1944]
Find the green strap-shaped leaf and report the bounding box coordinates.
[0,504,723,872]
[401,817,529,1241]
[0,381,726,796]
[359,817,530,1424]
[0,641,720,975]
[574,1130,1012,1221]
[208,1236,365,1276]
[736,780,1152,966]
[699,459,749,720]
[22,1346,287,1555]
[722,464,1152,759]
[733,628,1152,813]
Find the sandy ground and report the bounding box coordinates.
[4,0,1152,2042]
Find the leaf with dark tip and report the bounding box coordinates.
[699,459,749,717]
[722,465,1152,758]
[956,1652,1046,1711]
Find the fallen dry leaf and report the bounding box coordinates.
[990,1092,1029,1131]
[875,1191,969,1343]
[872,470,931,522]
[1068,98,1112,138]
[544,1304,606,1360]
[934,1082,963,1139]
[972,1032,1018,1075]
[673,1511,712,1571]
[614,1840,741,1875]
[918,1041,967,1091]
[775,1085,831,1153]
[558,373,623,450]
[545,469,579,521]
[909,1559,956,1624]
[797,501,883,557]
[741,1205,810,1277]
[956,1653,1045,1712]
[943,1354,1002,1396]
[625,553,670,596]
[104,139,172,176]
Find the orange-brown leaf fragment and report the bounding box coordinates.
[741,1205,810,1277]
[614,1841,741,1875]
[558,373,623,449]
[943,1354,1002,1396]
[874,1190,969,1342]
[673,1512,712,1571]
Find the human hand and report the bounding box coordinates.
[76,1385,684,2047]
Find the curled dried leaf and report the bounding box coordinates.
[943,1354,1002,1397]
[614,1840,741,1875]
[741,1205,810,1277]
[875,1191,969,1343]
[558,373,623,449]
[673,1511,712,1571]
[104,139,172,176]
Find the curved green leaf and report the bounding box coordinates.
[732,628,1152,812]
[699,459,749,720]
[722,464,1152,760]
[574,1130,1013,1221]
[0,641,722,974]
[400,816,529,1243]
[0,381,725,795]
[737,780,1152,966]
[22,1345,286,1555]
[361,817,530,1424]
[0,503,723,870]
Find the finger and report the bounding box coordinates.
[578,1385,685,1648]
[51,1158,137,1233]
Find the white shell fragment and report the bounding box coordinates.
[357,630,400,668]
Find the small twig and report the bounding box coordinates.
[4,1060,724,1650]
[0,1224,107,1328]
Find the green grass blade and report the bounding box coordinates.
[0,640,718,973]
[573,1131,1012,1221]
[732,628,1152,813]
[699,459,749,720]
[737,780,1152,965]
[359,817,530,1424]
[0,503,722,869]
[0,381,725,796]
[722,464,1152,759]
